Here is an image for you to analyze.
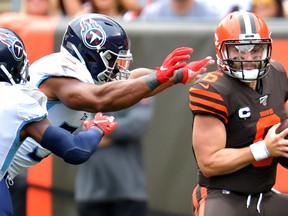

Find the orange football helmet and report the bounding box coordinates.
[214,10,272,82]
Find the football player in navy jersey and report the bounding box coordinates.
[190,10,288,216]
[0,27,118,216]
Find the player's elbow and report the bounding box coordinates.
[62,149,91,165]
[199,168,213,178]
[198,162,217,178]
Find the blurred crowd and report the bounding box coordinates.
[1,0,288,22]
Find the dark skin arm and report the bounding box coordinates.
[19,118,51,143]
[98,136,112,148]
[39,47,213,112]
[40,68,175,113]
[20,118,102,143]
[128,68,175,96]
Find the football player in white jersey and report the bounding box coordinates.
[0,27,118,216]
[8,13,213,216]
[8,13,214,181]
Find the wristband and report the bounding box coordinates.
[174,68,184,84]
[250,140,270,161]
[145,73,161,90]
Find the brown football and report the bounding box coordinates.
[276,119,288,139]
[276,119,288,168]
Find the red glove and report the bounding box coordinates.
[175,56,215,84]
[83,112,118,135]
[155,47,193,83]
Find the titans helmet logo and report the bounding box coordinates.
[0,32,24,60]
[80,18,106,50]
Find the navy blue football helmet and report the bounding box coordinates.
[62,13,133,84]
[0,27,29,84]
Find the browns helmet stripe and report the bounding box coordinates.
[238,10,257,35]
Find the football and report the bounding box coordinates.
[276,119,288,168]
[275,119,288,139]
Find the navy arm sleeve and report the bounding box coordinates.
[40,126,102,165]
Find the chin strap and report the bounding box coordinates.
[256,79,263,94]
[0,65,15,85]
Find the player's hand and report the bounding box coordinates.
[175,56,215,84]
[155,47,193,83]
[84,112,118,135]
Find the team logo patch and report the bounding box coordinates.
[259,95,268,106]
[80,18,106,50]
[0,32,24,60]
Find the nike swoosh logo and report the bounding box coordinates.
[199,82,210,89]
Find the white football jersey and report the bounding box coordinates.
[7,48,94,179]
[0,83,47,180]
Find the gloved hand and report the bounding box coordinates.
[84,112,118,135]
[155,47,193,83]
[175,56,215,84]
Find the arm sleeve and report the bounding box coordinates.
[40,126,102,165]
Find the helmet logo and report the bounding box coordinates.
[0,32,24,60]
[80,18,106,50]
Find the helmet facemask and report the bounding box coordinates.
[214,10,272,82]
[0,50,29,85]
[219,39,271,82]
[16,50,30,84]
[96,49,132,84]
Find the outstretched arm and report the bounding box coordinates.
[128,56,215,97]
[43,47,193,112]
[21,113,117,165]
[43,48,214,113]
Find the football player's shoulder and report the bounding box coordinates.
[31,52,63,72]
[15,84,48,121]
[31,52,59,67]
[0,84,47,122]
[269,61,286,76]
[30,52,73,83]
[189,70,229,123]
[190,70,228,93]
[0,83,21,105]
